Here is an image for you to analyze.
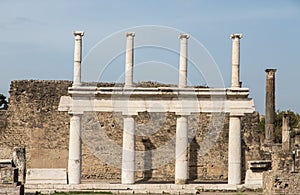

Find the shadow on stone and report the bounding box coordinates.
[189,137,200,181]
[140,138,155,182]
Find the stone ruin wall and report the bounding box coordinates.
[263,146,300,194]
[0,80,262,182]
[0,80,71,168]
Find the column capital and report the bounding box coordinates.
[230,113,244,117]
[265,69,276,79]
[175,112,190,116]
[265,68,277,74]
[126,32,135,37]
[230,33,243,39]
[73,31,84,37]
[69,112,83,116]
[179,33,190,39]
[122,113,138,117]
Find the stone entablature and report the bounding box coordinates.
[59,86,254,115]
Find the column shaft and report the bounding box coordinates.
[73,31,84,87]
[265,69,276,143]
[68,114,82,184]
[122,116,136,184]
[228,115,241,184]
[175,115,188,184]
[178,34,189,88]
[125,32,135,87]
[230,34,242,88]
[282,113,290,152]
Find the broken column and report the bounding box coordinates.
[178,34,190,88]
[73,31,84,87]
[68,113,82,184]
[265,69,277,144]
[175,115,188,184]
[228,114,242,184]
[125,32,135,87]
[282,112,290,152]
[121,115,136,184]
[230,34,243,88]
[295,129,300,146]
[13,147,26,184]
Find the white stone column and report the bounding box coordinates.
[68,113,82,184]
[230,34,242,88]
[175,115,188,184]
[73,31,84,87]
[121,115,136,184]
[228,114,242,184]
[125,32,135,87]
[178,34,190,88]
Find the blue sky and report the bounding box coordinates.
[0,0,299,114]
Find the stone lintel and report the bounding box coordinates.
[248,160,271,170]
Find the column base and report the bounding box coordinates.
[121,171,135,185]
[68,159,81,184]
[175,179,188,185]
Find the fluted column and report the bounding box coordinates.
[73,31,84,87]
[230,34,242,88]
[175,115,188,184]
[178,34,190,88]
[265,69,276,144]
[121,115,136,184]
[125,32,135,87]
[228,114,242,184]
[68,113,82,184]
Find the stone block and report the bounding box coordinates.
[245,170,263,185]
[0,167,18,184]
[0,159,18,184]
[245,160,272,186]
[26,168,67,184]
[0,184,24,195]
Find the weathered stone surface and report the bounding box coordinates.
[0,110,7,129]
[26,168,67,184]
[263,171,300,194]
[0,80,71,170]
[245,160,271,185]
[0,184,23,195]
[0,159,17,184]
[13,147,26,184]
[264,69,276,143]
[262,144,300,194]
